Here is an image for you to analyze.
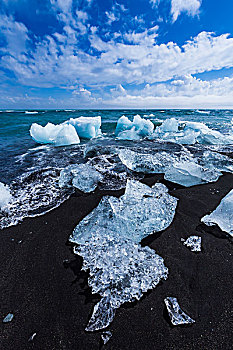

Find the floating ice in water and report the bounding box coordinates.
[30,123,80,146]
[101,331,112,345]
[183,236,201,252]
[164,297,195,326]
[59,163,103,193]
[3,313,14,323]
[30,116,101,146]
[115,115,154,140]
[25,111,38,114]
[0,182,12,209]
[70,180,172,330]
[152,118,233,145]
[70,180,178,244]
[201,189,233,237]
[65,116,101,139]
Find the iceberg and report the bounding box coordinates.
[65,116,101,139]
[152,118,233,145]
[0,182,12,209]
[201,190,233,237]
[115,115,154,140]
[70,180,173,330]
[59,163,103,193]
[30,116,101,146]
[183,236,202,252]
[164,297,195,326]
[30,123,80,146]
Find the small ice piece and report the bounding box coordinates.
[28,333,37,342]
[183,236,201,252]
[164,297,195,326]
[85,296,116,332]
[164,161,221,187]
[65,116,101,139]
[115,115,154,140]
[30,122,80,146]
[3,313,14,323]
[59,163,103,193]
[0,182,12,209]
[201,189,233,237]
[101,331,112,344]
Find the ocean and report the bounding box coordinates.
[0,109,233,229]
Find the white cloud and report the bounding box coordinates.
[171,0,201,22]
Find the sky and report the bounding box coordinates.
[1,0,233,109]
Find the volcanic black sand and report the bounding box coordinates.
[1,173,233,350]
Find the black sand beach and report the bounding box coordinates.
[1,173,233,350]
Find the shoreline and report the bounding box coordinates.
[1,173,233,349]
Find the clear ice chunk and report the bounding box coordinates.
[164,297,195,325]
[3,313,14,323]
[85,296,116,332]
[70,180,171,330]
[65,116,101,139]
[101,331,112,344]
[70,179,178,243]
[183,236,201,252]
[201,189,233,237]
[59,163,103,193]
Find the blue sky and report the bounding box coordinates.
[1,0,233,108]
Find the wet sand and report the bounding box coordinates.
[1,173,233,350]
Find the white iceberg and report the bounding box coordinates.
[115,115,154,140]
[0,182,12,210]
[164,297,195,326]
[201,190,233,237]
[30,123,80,146]
[30,116,102,146]
[65,116,101,139]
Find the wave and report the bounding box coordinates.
[25,111,38,114]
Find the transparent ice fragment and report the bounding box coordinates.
[201,189,233,237]
[28,333,37,342]
[85,296,116,332]
[65,116,101,139]
[183,236,201,252]
[101,331,112,344]
[115,115,154,140]
[164,297,195,326]
[59,163,103,193]
[3,313,14,323]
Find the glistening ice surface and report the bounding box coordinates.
[201,189,233,237]
[70,180,174,330]
[164,297,195,326]
[183,236,202,252]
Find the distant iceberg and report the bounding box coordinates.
[201,189,233,237]
[30,116,101,146]
[115,115,154,140]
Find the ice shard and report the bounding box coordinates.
[0,182,12,210]
[201,189,233,237]
[183,236,201,252]
[3,313,14,323]
[164,297,195,326]
[85,296,116,332]
[70,180,173,330]
[101,331,112,344]
[59,163,103,193]
[115,115,154,140]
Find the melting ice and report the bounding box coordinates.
[183,236,202,252]
[164,297,195,325]
[70,180,177,330]
[201,189,233,237]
